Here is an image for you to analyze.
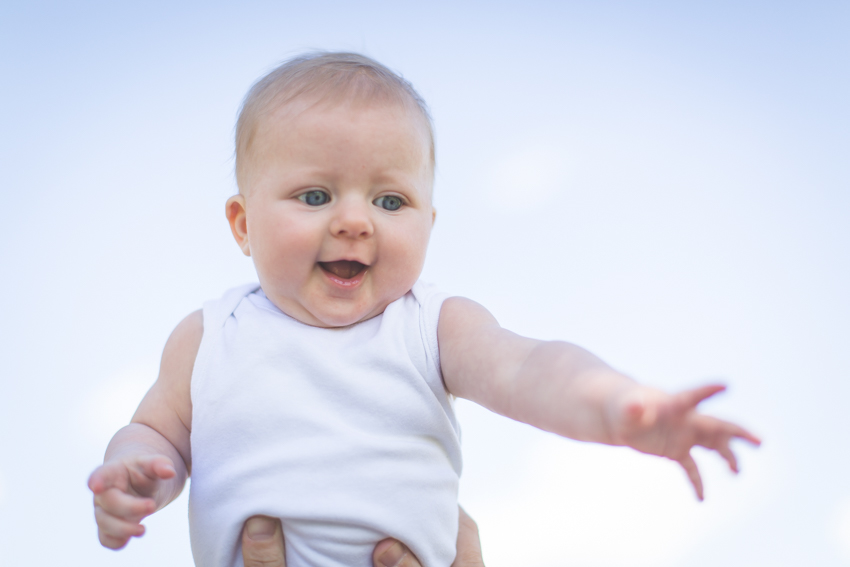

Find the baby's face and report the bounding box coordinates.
[229,99,435,328]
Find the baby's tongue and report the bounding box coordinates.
[320,260,366,279]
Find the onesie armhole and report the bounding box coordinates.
[411,280,463,444]
[411,281,452,389]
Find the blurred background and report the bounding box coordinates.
[1,1,848,565]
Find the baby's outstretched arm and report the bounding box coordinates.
[438,298,760,500]
[88,310,200,548]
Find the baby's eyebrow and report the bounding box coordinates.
[370,168,428,187]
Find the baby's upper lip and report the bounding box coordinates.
[318,256,371,266]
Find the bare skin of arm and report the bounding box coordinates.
[88,310,200,548]
[437,297,761,500]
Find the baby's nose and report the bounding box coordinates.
[329,203,374,239]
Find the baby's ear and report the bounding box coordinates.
[225,195,251,256]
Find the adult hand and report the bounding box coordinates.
[242,506,484,567]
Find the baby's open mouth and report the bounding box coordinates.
[319,260,367,280]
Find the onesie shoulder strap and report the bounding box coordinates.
[202,282,261,334]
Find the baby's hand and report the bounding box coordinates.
[87,455,176,549]
[607,384,761,500]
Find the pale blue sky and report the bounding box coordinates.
[1,2,848,565]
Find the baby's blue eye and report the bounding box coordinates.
[374,195,404,211]
[299,190,330,206]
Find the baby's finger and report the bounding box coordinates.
[678,453,704,501]
[699,419,762,451]
[679,384,726,408]
[95,505,145,545]
[95,487,156,521]
[99,531,132,550]
[729,424,761,447]
[713,439,739,473]
[88,462,128,495]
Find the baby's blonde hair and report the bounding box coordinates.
[235,52,434,191]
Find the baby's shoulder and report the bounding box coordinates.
[163,309,204,366]
[149,309,203,409]
[130,309,201,462]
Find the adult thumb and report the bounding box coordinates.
[242,515,286,567]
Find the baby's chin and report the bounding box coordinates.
[305,301,389,328]
[274,293,390,328]
[262,278,412,328]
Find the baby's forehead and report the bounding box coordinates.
[246,95,435,180]
[266,95,430,142]
[241,96,435,197]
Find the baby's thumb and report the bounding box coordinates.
[622,393,657,428]
[137,455,176,480]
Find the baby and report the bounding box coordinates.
[88,52,760,567]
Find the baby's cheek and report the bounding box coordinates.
[384,226,429,287]
[255,226,319,282]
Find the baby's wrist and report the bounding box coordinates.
[602,381,642,445]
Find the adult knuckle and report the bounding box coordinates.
[397,552,419,567]
[243,544,285,567]
[244,554,284,567]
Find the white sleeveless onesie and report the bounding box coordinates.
[189,282,462,567]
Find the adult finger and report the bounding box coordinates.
[678,452,704,501]
[371,506,486,567]
[373,539,421,567]
[242,515,286,567]
[679,384,726,408]
[453,506,485,567]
